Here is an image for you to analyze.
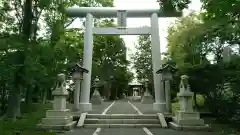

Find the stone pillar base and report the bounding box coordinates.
[38,109,76,131]
[141,96,154,104]
[169,111,210,131]
[173,116,205,126]
[91,96,103,105]
[169,122,210,131]
[153,102,167,113]
[79,102,92,112]
[37,121,76,131]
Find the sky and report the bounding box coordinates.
[70,0,202,84]
[113,0,202,61]
[114,0,202,84]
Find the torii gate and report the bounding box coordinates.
[67,7,181,113]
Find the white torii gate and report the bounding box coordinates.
[67,7,181,113]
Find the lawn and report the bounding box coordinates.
[0,103,56,135]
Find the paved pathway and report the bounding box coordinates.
[59,100,221,135]
[106,100,138,114]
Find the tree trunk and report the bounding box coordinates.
[5,87,21,120]
[5,0,33,120]
[25,85,32,104]
[115,87,118,99]
[108,83,112,100]
[42,89,47,104]
[0,84,7,115]
[193,92,198,109]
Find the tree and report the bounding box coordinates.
[132,35,153,92]
[92,19,132,100]
[167,13,212,68]
[158,0,191,13]
[167,13,213,106]
[0,0,115,120]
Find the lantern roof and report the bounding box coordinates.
[71,63,89,73]
[156,64,177,74]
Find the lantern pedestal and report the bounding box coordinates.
[141,90,153,104]
[90,89,102,105]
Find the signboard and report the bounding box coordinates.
[117,10,127,28]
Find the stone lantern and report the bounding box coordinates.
[156,64,177,81]
[38,73,76,130]
[141,79,154,104]
[156,64,177,113]
[169,75,209,130]
[71,63,89,111]
[90,77,102,105]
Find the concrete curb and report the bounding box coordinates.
[169,122,212,131]
[77,112,88,127]
[157,113,168,128]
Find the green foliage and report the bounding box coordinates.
[132,35,153,91]
[165,0,240,133]
[0,103,55,135]
[183,58,240,124]
[167,13,212,68]
[0,0,131,120]
[158,0,190,12]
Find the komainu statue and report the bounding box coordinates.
[56,73,66,90]
[179,75,189,91]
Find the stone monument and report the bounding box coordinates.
[223,46,232,62]
[169,75,210,130]
[38,74,76,130]
[141,81,154,104]
[90,77,102,105]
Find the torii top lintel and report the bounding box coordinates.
[67,7,182,18]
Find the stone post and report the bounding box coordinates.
[223,46,232,62]
[165,80,172,113]
[73,73,81,111]
[169,75,209,130]
[39,74,76,130]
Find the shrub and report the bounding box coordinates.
[182,58,240,124]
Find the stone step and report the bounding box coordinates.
[82,124,162,128]
[84,119,160,124]
[86,114,158,119]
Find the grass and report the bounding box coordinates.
[0,103,56,135]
